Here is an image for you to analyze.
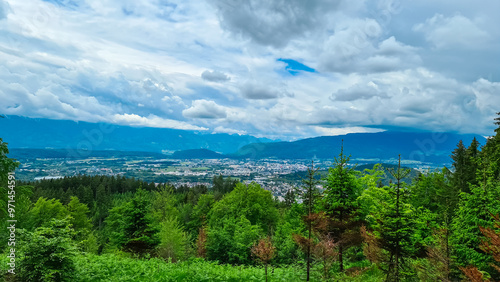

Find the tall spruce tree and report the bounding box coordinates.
[296,160,320,281]
[106,188,160,255]
[481,112,500,181]
[451,140,470,193]
[322,142,363,272]
[465,137,481,188]
[383,155,412,282]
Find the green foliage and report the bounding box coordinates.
[209,182,278,233]
[411,169,456,219]
[105,189,160,255]
[322,147,361,216]
[18,218,76,282]
[322,144,363,272]
[151,184,179,224]
[188,193,214,236]
[66,196,92,232]
[157,217,192,262]
[72,254,306,281]
[273,203,305,264]
[207,215,262,264]
[451,181,500,277]
[0,138,19,185]
[27,197,69,231]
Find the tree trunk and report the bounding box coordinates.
[265,264,268,282]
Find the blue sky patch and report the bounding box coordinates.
[277,58,316,75]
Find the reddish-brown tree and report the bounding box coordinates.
[196,226,208,258]
[312,235,338,280]
[251,237,276,282]
[479,213,500,274]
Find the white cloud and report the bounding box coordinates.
[182,99,228,119]
[413,14,491,49]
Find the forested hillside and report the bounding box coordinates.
[1,115,500,281]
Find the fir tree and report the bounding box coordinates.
[451,140,470,193]
[383,155,412,282]
[295,160,320,281]
[322,142,363,272]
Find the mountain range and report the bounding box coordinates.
[0,116,487,166]
[0,115,272,154]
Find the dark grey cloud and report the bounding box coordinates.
[201,70,230,82]
[209,0,340,48]
[241,83,290,100]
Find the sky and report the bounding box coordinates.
[0,0,499,140]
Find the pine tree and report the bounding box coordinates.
[322,142,363,272]
[384,155,412,282]
[451,140,470,193]
[106,188,160,256]
[481,112,500,181]
[295,160,320,281]
[479,213,500,276]
[466,137,481,187]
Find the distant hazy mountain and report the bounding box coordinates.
[8,148,166,160]
[171,149,225,159]
[0,116,273,154]
[232,131,486,165]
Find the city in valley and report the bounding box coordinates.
[14,152,426,200]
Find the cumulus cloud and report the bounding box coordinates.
[201,70,230,82]
[182,99,228,119]
[413,14,490,49]
[319,21,420,74]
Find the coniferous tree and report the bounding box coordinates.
[106,188,160,256]
[322,143,363,272]
[451,181,500,280]
[481,112,500,181]
[466,137,481,187]
[294,160,320,281]
[451,140,470,193]
[479,213,500,276]
[383,155,412,282]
